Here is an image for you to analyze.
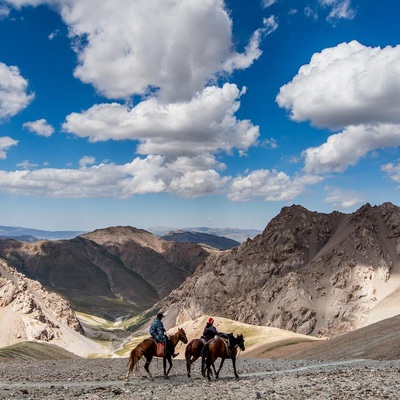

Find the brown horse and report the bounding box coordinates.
[126,327,188,380]
[185,338,218,377]
[201,333,245,380]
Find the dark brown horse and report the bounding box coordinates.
[185,338,218,377]
[126,327,188,380]
[201,333,245,380]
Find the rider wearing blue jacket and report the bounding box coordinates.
[150,312,178,357]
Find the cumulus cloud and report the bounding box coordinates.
[303,124,400,174]
[0,136,18,159]
[0,155,228,199]
[6,0,265,103]
[0,62,34,120]
[228,169,322,201]
[277,41,400,130]
[277,41,400,175]
[63,83,260,158]
[23,119,54,137]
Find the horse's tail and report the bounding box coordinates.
[127,346,142,373]
[201,341,210,377]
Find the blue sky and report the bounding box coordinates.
[0,0,400,232]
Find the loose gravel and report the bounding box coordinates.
[0,357,400,399]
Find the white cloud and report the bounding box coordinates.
[5,0,265,103]
[381,163,400,186]
[303,124,400,174]
[79,156,96,168]
[261,0,276,8]
[323,186,364,209]
[319,0,356,21]
[23,119,54,137]
[277,41,400,175]
[48,29,59,40]
[0,5,10,19]
[277,41,400,130]
[228,169,322,201]
[169,170,230,198]
[223,16,277,73]
[16,160,38,169]
[0,154,229,199]
[63,83,259,158]
[0,136,18,159]
[0,62,34,120]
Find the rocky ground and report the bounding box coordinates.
[0,357,400,399]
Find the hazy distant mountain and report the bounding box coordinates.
[162,230,240,250]
[149,226,261,243]
[0,225,85,240]
[161,202,400,338]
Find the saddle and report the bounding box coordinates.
[218,333,233,357]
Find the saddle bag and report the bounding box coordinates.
[156,341,165,357]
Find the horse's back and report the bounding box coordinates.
[186,338,204,358]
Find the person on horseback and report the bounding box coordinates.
[201,317,219,342]
[150,312,178,358]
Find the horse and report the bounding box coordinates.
[201,333,245,380]
[126,327,188,381]
[185,338,217,378]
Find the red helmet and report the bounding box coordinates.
[208,317,214,324]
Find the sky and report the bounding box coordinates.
[0,0,400,232]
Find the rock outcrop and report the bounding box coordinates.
[161,202,400,337]
[0,259,83,345]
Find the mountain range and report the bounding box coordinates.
[1,202,400,359]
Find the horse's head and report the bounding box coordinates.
[235,334,245,351]
[178,327,188,344]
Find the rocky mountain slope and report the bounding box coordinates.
[0,226,210,319]
[161,202,400,337]
[161,230,240,250]
[0,259,104,357]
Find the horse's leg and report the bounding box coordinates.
[215,358,225,379]
[211,361,217,377]
[164,355,172,378]
[231,357,239,379]
[143,355,154,380]
[185,348,192,377]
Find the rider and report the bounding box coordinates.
[201,317,219,342]
[149,312,178,358]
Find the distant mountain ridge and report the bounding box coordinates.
[161,230,240,250]
[149,226,261,243]
[0,225,85,240]
[0,224,261,243]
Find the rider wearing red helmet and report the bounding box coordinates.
[201,317,219,342]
